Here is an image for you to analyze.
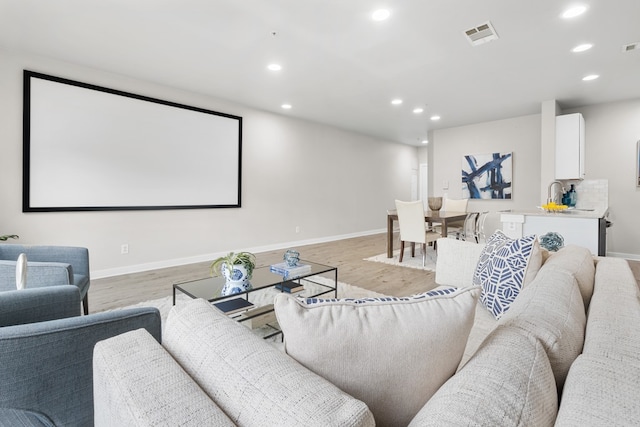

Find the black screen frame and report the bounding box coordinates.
[23,70,242,212]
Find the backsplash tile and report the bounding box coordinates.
[574,179,608,211]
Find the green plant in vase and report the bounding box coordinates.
[210,251,256,296]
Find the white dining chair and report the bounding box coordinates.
[395,200,441,266]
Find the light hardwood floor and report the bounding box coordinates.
[90,233,640,313]
[90,232,436,313]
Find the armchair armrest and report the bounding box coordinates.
[0,245,89,279]
[0,285,80,327]
[0,307,161,427]
[0,261,73,293]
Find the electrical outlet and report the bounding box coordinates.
[121,244,129,254]
[295,226,300,233]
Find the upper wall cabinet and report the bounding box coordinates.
[555,113,585,180]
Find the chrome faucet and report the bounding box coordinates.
[547,180,563,204]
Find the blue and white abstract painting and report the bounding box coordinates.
[462,152,512,199]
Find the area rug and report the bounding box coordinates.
[115,277,384,328]
[364,247,438,272]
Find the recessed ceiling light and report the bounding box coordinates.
[391,99,403,105]
[572,43,593,53]
[372,9,390,21]
[430,115,441,121]
[422,139,429,144]
[267,63,282,71]
[281,104,292,109]
[562,5,587,19]
[582,74,599,81]
[413,108,424,114]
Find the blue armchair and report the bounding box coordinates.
[0,285,161,426]
[0,245,91,315]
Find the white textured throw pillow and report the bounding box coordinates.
[274,287,481,427]
[473,231,538,319]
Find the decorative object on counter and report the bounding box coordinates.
[0,234,19,241]
[210,251,256,296]
[462,152,513,199]
[283,248,300,267]
[568,184,577,207]
[539,232,565,252]
[428,197,443,212]
[541,201,568,213]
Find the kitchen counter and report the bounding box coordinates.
[500,207,608,220]
[500,207,609,256]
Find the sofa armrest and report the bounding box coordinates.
[94,329,235,427]
[0,285,81,327]
[0,307,161,427]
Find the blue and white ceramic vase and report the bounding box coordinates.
[220,263,252,296]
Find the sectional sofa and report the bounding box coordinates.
[93,236,640,426]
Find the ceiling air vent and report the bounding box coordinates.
[464,21,499,46]
[622,42,640,52]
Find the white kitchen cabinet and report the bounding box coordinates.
[555,113,585,179]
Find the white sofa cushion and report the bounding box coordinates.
[163,299,375,427]
[473,231,541,319]
[274,287,480,427]
[556,354,640,426]
[435,238,485,287]
[409,326,558,427]
[93,328,235,427]
[582,257,640,361]
[499,266,586,391]
[543,245,594,309]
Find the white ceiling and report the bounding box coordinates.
[1,0,639,145]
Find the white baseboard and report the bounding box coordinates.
[606,251,640,261]
[92,228,386,279]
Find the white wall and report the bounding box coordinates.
[421,100,640,258]
[565,99,640,258]
[0,49,418,277]
[420,114,542,236]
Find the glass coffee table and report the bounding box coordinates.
[173,260,337,339]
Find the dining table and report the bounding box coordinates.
[386,209,469,258]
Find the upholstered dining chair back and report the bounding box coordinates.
[395,200,428,244]
[444,198,469,212]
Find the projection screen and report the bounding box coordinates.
[23,70,242,212]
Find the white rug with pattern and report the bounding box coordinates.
[364,247,438,271]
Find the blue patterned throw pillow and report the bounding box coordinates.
[473,231,537,319]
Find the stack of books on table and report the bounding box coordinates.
[275,280,305,294]
[269,262,312,278]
